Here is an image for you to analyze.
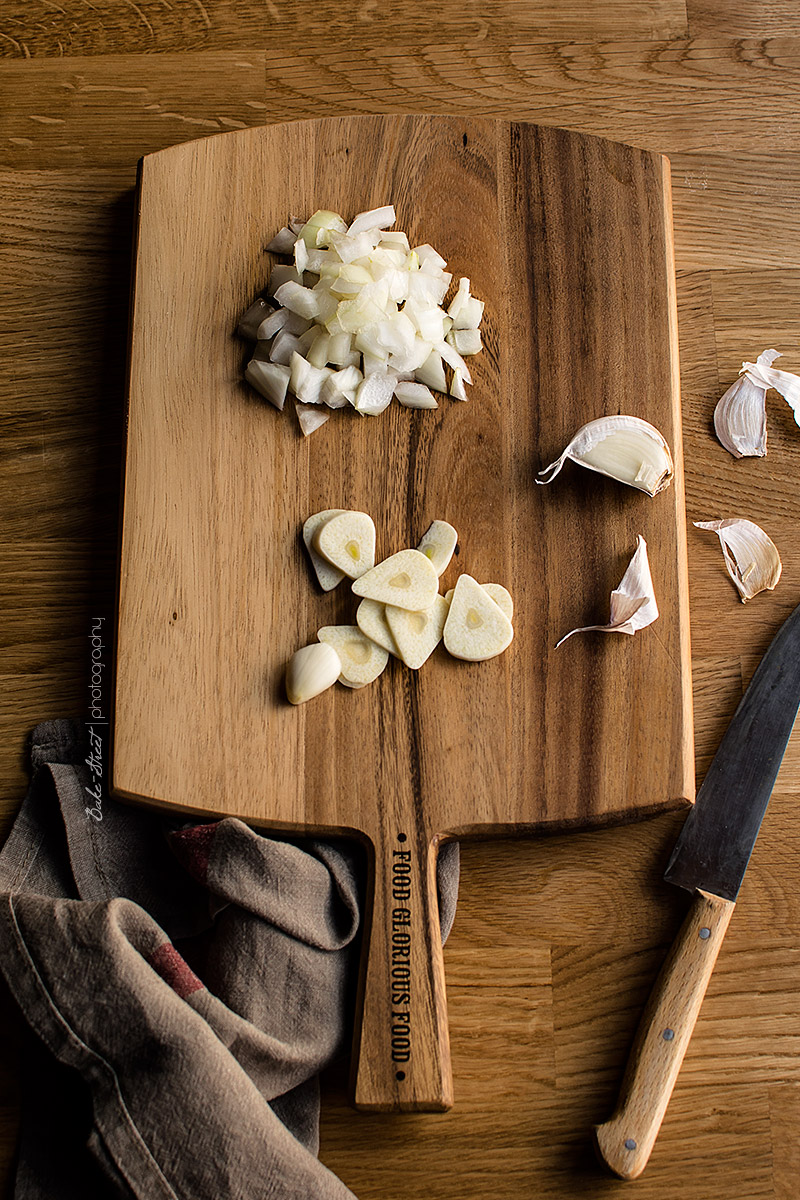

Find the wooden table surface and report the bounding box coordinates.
[1,3,799,1198]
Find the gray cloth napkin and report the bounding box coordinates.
[0,720,459,1200]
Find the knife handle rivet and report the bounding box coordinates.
[662,1028,675,1041]
[699,927,711,940]
[624,1139,637,1151]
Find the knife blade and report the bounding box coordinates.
[595,601,800,1180]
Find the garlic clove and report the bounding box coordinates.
[302,510,346,591]
[537,416,674,497]
[694,518,782,602]
[443,574,514,661]
[385,594,450,669]
[314,511,376,579]
[480,582,513,621]
[713,372,768,458]
[352,549,439,612]
[317,625,389,685]
[556,535,658,646]
[356,598,399,656]
[285,642,342,704]
[417,520,458,576]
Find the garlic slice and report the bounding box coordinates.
[314,511,376,580]
[303,509,346,592]
[694,518,782,602]
[481,583,513,621]
[352,549,439,612]
[356,598,399,657]
[386,594,449,669]
[317,626,389,686]
[417,520,458,576]
[537,417,674,497]
[443,574,514,661]
[556,536,658,647]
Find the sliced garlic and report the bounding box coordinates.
[386,594,449,669]
[417,520,458,576]
[537,416,674,497]
[481,582,513,621]
[356,598,399,656]
[317,626,389,685]
[314,511,376,580]
[694,518,782,602]
[443,574,514,661]
[303,510,346,591]
[285,643,342,705]
[556,536,658,647]
[352,549,439,612]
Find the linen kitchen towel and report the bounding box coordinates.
[0,720,460,1200]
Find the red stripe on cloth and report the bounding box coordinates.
[168,821,219,883]
[149,943,205,999]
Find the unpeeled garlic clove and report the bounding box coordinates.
[285,643,342,704]
[537,417,674,497]
[694,518,781,602]
[557,535,658,647]
[713,348,780,458]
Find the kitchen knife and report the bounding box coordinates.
[595,601,800,1179]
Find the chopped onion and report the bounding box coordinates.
[238,297,273,341]
[395,381,438,409]
[296,402,330,436]
[245,360,290,411]
[239,205,485,432]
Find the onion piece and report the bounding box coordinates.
[245,360,290,411]
[347,205,396,236]
[295,402,330,436]
[238,298,273,341]
[354,372,397,415]
[265,227,296,254]
[395,381,438,409]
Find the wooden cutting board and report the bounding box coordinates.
[112,115,693,1114]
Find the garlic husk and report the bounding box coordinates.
[538,417,674,497]
[556,535,658,647]
[741,349,800,428]
[693,518,781,602]
[286,643,342,704]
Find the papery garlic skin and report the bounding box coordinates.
[694,519,782,602]
[742,349,800,428]
[556,535,658,647]
[537,417,674,497]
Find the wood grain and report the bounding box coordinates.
[0,2,688,58]
[113,115,692,1110]
[2,0,800,1193]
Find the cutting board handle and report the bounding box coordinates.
[350,831,453,1111]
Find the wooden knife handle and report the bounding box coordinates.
[594,889,735,1179]
[350,831,453,1112]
